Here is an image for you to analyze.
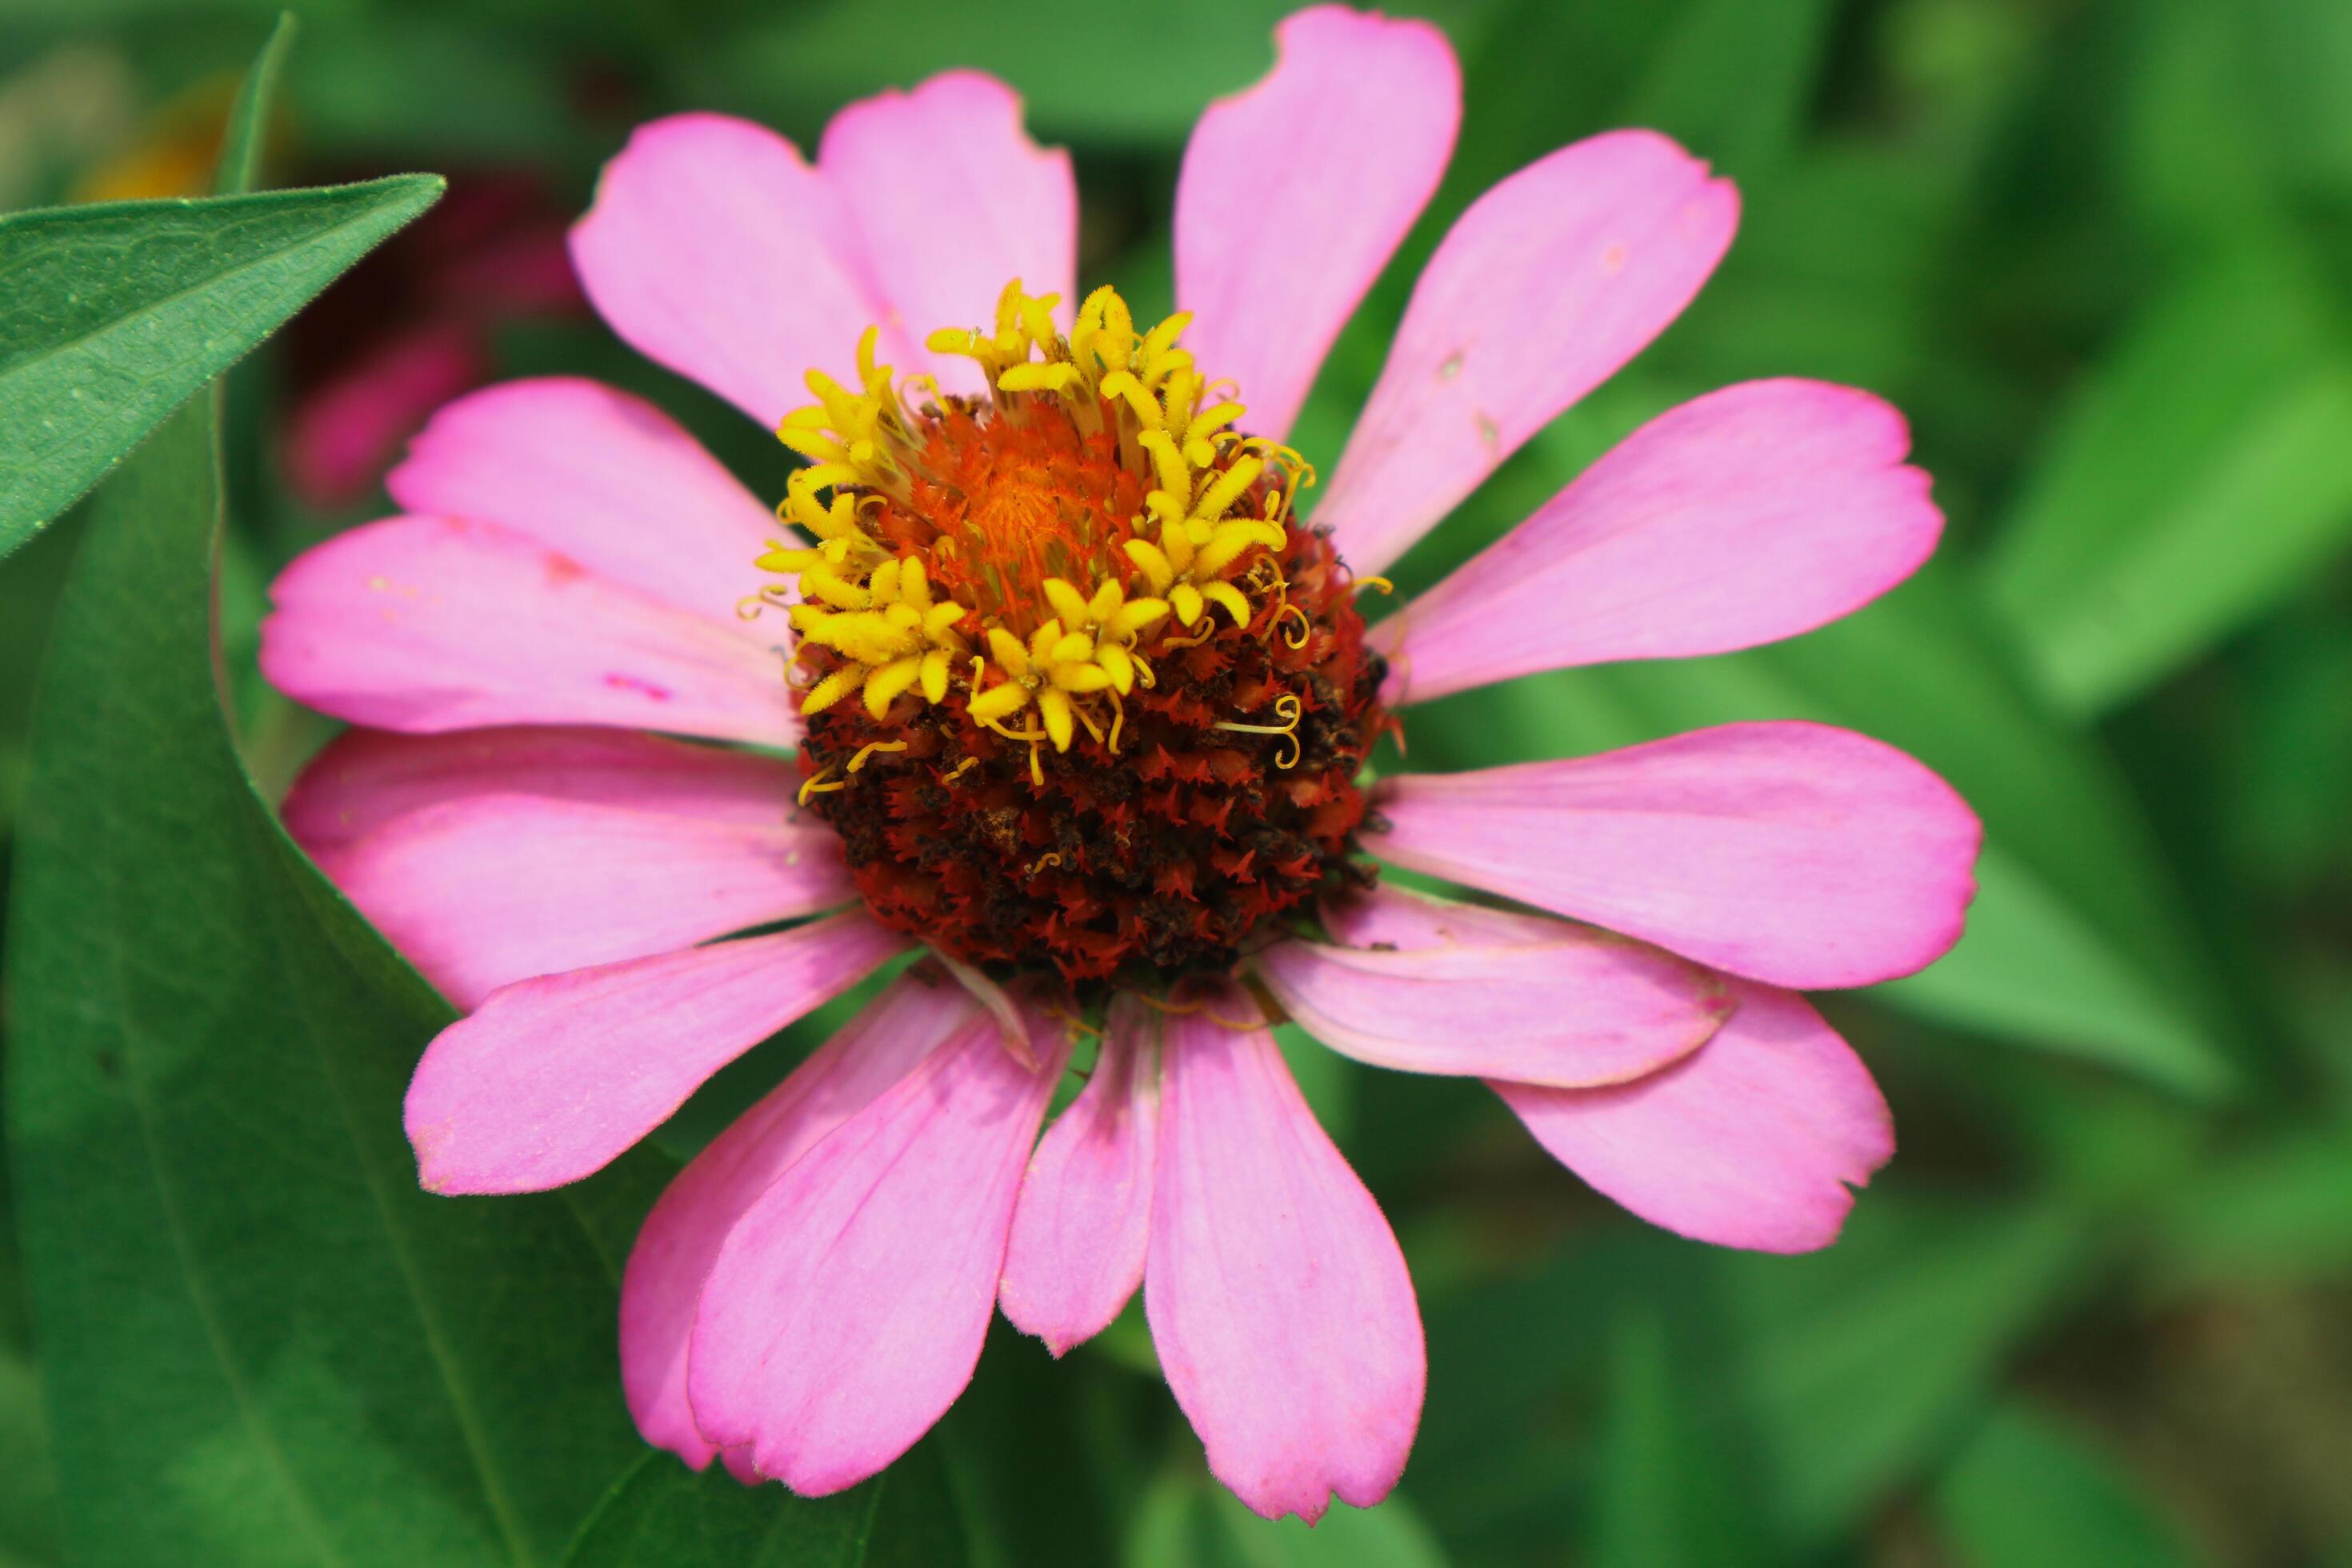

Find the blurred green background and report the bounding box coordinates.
[4,0,2351,1563]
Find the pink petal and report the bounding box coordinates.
[818,71,1074,397]
[283,323,484,510]
[403,910,907,1195]
[1494,981,1892,1253]
[998,993,1159,1356]
[1175,6,1459,442]
[280,725,795,858]
[686,993,1072,1494]
[570,114,904,427]
[1371,722,1982,990]
[622,970,980,1469]
[1145,981,1423,1523]
[1316,130,1739,578]
[324,795,854,1011]
[386,378,781,625]
[1253,883,1730,1087]
[1374,380,1942,705]
[259,516,797,746]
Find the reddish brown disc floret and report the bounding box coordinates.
[794,456,1387,990]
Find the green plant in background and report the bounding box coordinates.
[2,1,2349,1565]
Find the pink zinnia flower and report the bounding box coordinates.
[259,6,1980,1523]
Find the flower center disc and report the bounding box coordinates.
[755,282,1390,989]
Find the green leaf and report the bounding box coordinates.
[1214,1493,1451,1568]
[1621,0,1838,178]
[1414,1197,2089,1554]
[558,1448,968,1568]
[0,511,82,835]
[0,174,442,559]
[2,390,652,1565]
[2146,1130,2352,1292]
[289,14,581,165]
[678,0,1491,146]
[1124,1462,1450,1568]
[1879,846,2231,1095]
[2120,0,2285,243]
[2239,0,2352,201]
[1725,1199,2089,1544]
[217,13,298,197]
[1931,1402,2206,1568]
[1590,1313,1766,1568]
[0,1350,60,1566]
[1986,244,2352,715]
[1401,544,2236,1096]
[934,1325,1122,1567]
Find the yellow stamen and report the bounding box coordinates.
[981,715,1050,744]
[1212,691,1304,770]
[968,680,1034,723]
[863,655,924,718]
[920,648,953,703]
[1201,581,1254,628]
[1038,688,1076,752]
[754,278,1327,786]
[800,667,860,716]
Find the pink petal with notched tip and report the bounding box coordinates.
[1494,980,1892,1253]
[622,970,980,1470]
[284,323,484,510]
[402,909,907,1196]
[1253,883,1729,1087]
[1316,130,1738,578]
[1374,379,1942,706]
[1145,981,1423,1523]
[259,516,798,746]
[818,70,1074,398]
[280,726,796,859]
[570,113,908,428]
[386,378,782,626]
[1370,721,1981,990]
[999,993,1159,1356]
[1176,6,1460,442]
[685,994,1071,1495]
[324,794,854,1011]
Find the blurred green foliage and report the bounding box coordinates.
[2,0,2350,1563]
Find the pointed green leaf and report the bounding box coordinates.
[0,1350,60,1566]
[2,387,650,1564]
[0,174,442,558]
[218,14,300,197]
[1622,0,1838,178]
[1416,1198,2090,1553]
[1987,245,2352,714]
[558,1448,968,1568]
[1590,1313,1766,1568]
[2147,1130,2352,1292]
[1932,1402,2206,1568]
[1724,1201,2089,1542]
[1123,1462,1450,1568]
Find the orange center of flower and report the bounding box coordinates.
[751,282,1390,989]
